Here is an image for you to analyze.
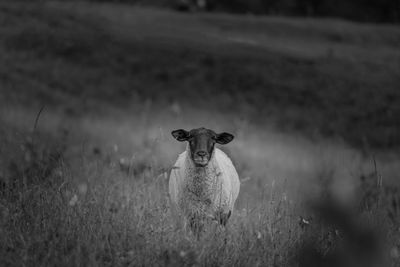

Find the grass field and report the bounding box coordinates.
[1,1,400,266]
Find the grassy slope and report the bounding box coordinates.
[1,2,400,266]
[2,2,400,151]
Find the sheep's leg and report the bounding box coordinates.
[188,213,205,240]
[216,210,231,226]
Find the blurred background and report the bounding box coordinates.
[122,0,400,23]
[0,0,400,266]
[1,0,399,182]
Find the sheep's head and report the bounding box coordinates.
[171,127,234,167]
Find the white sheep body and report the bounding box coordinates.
[169,146,240,224]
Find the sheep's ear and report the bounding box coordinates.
[215,132,234,144]
[171,129,190,142]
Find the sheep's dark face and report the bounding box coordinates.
[172,127,234,167]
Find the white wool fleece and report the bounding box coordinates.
[169,144,240,221]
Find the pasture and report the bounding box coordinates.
[0,2,400,266]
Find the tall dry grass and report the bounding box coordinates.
[0,106,399,266]
[0,128,298,266]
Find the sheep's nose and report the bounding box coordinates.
[197,151,207,157]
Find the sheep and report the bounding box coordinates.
[169,127,240,236]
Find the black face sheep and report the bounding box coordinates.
[169,127,240,236]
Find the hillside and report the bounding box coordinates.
[1,1,400,151]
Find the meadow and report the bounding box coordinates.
[0,1,400,266]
